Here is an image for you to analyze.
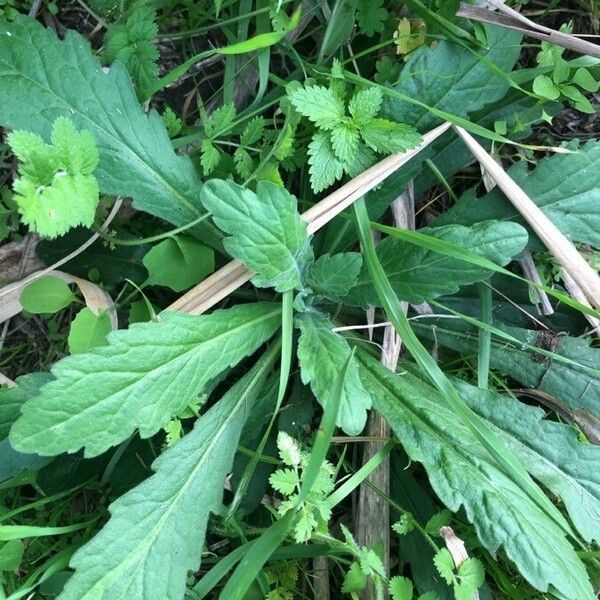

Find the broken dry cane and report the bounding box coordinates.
[454,125,600,311]
[168,121,452,315]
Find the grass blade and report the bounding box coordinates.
[352,197,575,539]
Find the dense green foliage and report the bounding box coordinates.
[0,1,599,599]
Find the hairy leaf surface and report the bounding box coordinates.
[201,180,313,292]
[455,380,600,544]
[59,351,275,600]
[10,303,281,457]
[357,351,593,600]
[415,319,600,431]
[350,221,528,306]
[297,312,371,435]
[382,26,522,131]
[435,140,600,248]
[0,16,220,245]
[306,252,362,301]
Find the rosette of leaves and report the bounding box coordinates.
[287,81,421,192]
[8,117,100,239]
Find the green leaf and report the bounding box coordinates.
[296,312,371,435]
[389,575,414,600]
[9,117,100,238]
[233,147,254,179]
[240,116,266,145]
[348,87,383,125]
[414,320,600,432]
[0,373,53,438]
[68,307,112,354]
[204,104,236,138]
[200,179,312,292]
[330,125,360,163]
[287,85,345,131]
[356,0,388,37]
[269,468,298,496]
[572,67,600,92]
[457,557,484,591]
[424,509,452,535]
[360,118,421,154]
[305,252,362,301]
[20,275,75,314]
[143,236,215,292]
[10,302,281,457]
[532,74,560,100]
[433,549,455,585]
[200,139,221,176]
[103,6,159,100]
[435,140,600,248]
[58,348,277,600]
[350,221,528,306]
[357,351,594,600]
[0,16,220,246]
[0,539,24,571]
[342,562,368,593]
[383,25,522,131]
[307,132,344,193]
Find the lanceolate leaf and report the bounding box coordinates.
[414,319,600,431]
[201,180,313,292]
[382,25,522,131]
[0,16,220,246]
[350,221,528,306]
[59,347,278,600]
[356,351,594,600]
[434,140,600,248]
[10,303,281,457]
[296,312,371,435]
[455,380,600,545]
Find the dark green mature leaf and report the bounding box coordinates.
[143,236,214,292]
[415,319,600,433]
[434,140,600,248]
[201,180,313,292]
[0,374,53,482]
[350,221,528,306]
[59,349,277,600]
[0,16,220,246]
[10,303,281,457]
[306,252,362,301]
[296,312,371,435]
[0,373,53,439]
[357,351,594,600]
[456,380,600,544]
[382,25,522,131]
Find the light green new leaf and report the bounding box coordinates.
[382,25,522,131]
[68,307,112,354]
[143,236,215,292]
[435,140,600,248]
[0,16,220,246]
[296,312,371,435]
[306,252,362,301]
[350,221,528,306]
[200,180,313,292]
[0,539,24,571]
[20,276,75,314]
[58,348,277,600]
[10,303,281,457]
[360,119,421,154]
[288,85,345,131]
[358,351,594,600]
[308,132,344,193]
